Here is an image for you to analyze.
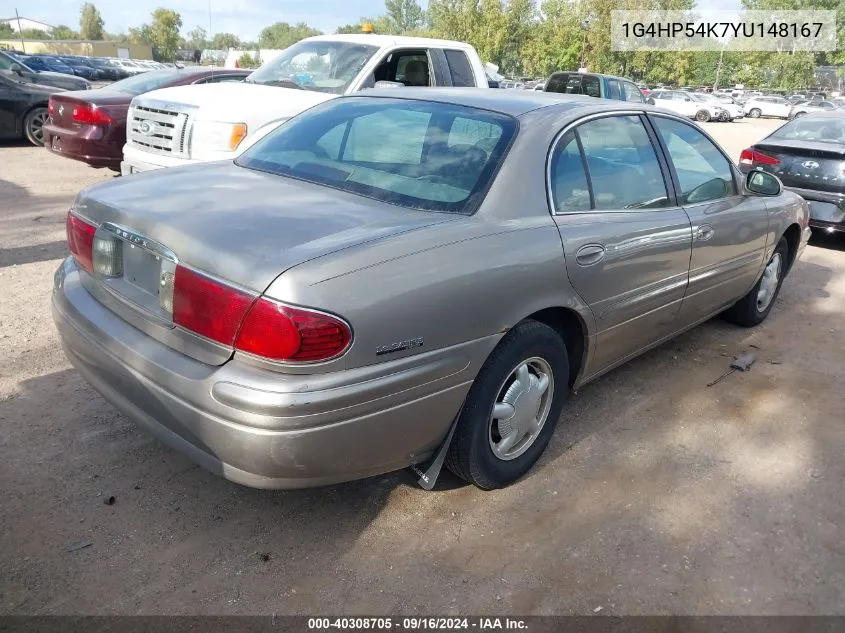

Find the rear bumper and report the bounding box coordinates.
[52,258,486,488]
[785,186,845,230]
[43,122,122,170]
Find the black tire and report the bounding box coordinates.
[748,108,762,118]
[724,237,789,327]
[23,107,48,146]
[718,111,730,122]
[445,320,569,490]
[695,109,710,122]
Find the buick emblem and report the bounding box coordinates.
[802,160,820,169]
[137,121,154,135]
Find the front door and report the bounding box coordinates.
[649,114,770,325]
[549,113,693,375]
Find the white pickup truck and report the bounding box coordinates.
[121,34,490,175]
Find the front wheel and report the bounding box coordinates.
[748,108,762,118]
[724,237,789,327]
[445,320,569,490]
[695,109,711,122]
[24,107,47,146]
[718,111,730,122]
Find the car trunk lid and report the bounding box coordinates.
[753,140,845,193]
[73,161,454,365]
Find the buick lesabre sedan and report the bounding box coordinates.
[53,89,811,490]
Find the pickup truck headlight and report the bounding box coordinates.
[190,121,248,156]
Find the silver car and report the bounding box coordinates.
[53,89,811,490]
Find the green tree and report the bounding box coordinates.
[127,24,152,45]
[237,52,258,68]
[258,22,321,48]
[523,0,581,77]
[210,32,240,49]
[52,25,78,40]
[335,23,363,34]
[0,22,13,38]
[186,26,208,50]
[148,8,183,61]
[79,2,105,40]
[384,0,426,32]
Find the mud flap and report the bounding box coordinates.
[410,406,462,491]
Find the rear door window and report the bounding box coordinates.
[623,81,645,102]
[444,49,475,87]
[575,115,670,210]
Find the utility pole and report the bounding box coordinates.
[15,8,25,53]
[713,46,725,91]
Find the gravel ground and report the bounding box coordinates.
[1,118,844,615]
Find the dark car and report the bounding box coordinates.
[739,112,845,234]
[58,57,100,81]
[22,55,77,77]
[86,57,123,81]
[544,71,645,103]
[43,67,251,170]
[0,51,90,91]
[0,70,62,145]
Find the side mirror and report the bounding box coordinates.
[746,169,782,196]
[10,62,23,75]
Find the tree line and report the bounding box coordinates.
[2,0,842,90]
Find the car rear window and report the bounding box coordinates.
[236,97,517,214]
[769,116,845,143]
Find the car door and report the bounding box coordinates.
[649,114,770,326]
[548,113,693,374]
[0,75,22,138]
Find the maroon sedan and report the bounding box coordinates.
[43,67,250,171]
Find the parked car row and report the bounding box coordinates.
[5,50,174,82]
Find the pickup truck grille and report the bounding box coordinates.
[127,103,192,157]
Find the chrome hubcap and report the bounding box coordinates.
[30,112,46,142]
[489,357,554,461]
[757,252,782,312]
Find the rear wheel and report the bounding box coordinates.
[724,237,789,327]
[446,320,569,490]
[748,108,762,118]
[695,109,711,122]
[23,107,47,146]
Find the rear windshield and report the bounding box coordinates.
[769,116,845,144]
[236,97,517,214]
[108,70,186,95]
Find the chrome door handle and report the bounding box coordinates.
[575,243,606,266]
[695,224,715,241]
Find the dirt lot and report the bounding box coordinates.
[2,118,844,615]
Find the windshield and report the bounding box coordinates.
[107,70,185,95]
[770,116,845,144]
[236,97,517,214]
[246,40,378,94]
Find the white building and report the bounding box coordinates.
[0,17,55,33]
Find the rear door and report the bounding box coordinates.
[649,114,770,325]
[0,77,21,137]
[549,113,692,373]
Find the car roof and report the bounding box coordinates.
[304,33,477,50]
[353,87,652,118]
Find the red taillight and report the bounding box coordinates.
[236,298,352,362]
[66,210,96,273]
[171,265,352,362]
[72,103,112,125]
[48,98,55,116]
[173,265,255,346]
[739,148,779,166]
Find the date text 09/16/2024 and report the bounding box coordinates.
[307,618,528,630]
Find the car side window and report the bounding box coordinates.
[651,116,737,205]
[395,52,431,86]
[623,81,644,102]
[606,78,621,100]
[549,130,591,212]
[576,115,670,210]
[582,75,601,98]
[443,49,474,87]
